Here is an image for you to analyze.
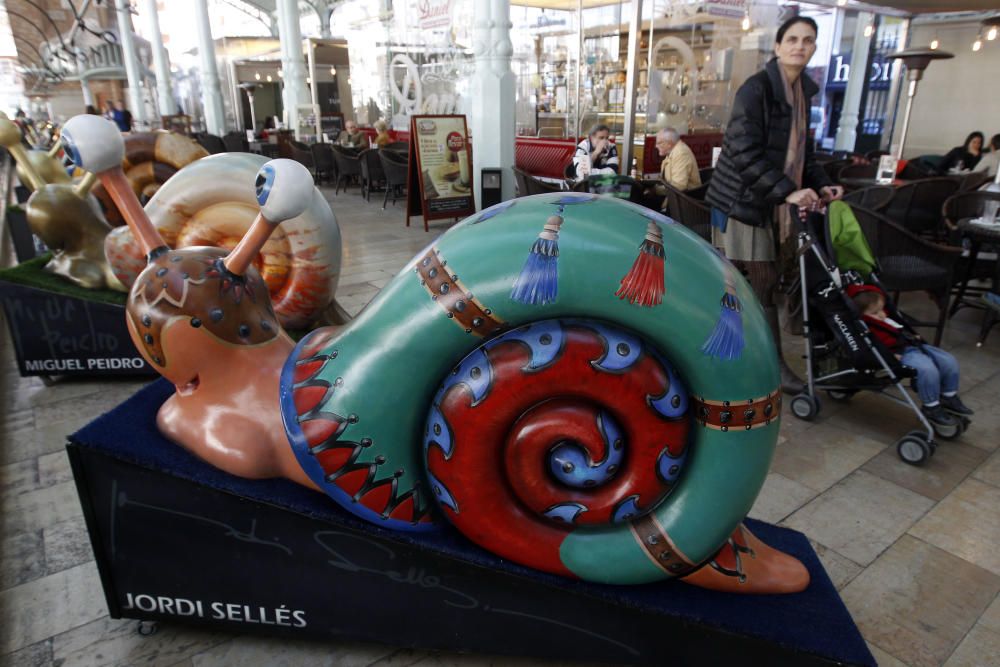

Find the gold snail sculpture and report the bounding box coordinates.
[0,111,123,291]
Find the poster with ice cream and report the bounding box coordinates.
[407,115,475,229]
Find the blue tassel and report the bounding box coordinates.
[511,237,559,305]
[701,291,744,361]
[511,214,563,305]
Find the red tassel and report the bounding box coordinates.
[616,222,665,307]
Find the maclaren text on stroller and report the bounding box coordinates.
[787,203,972,466]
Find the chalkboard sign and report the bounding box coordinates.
[406,115,475,232]
[0,281,155,377]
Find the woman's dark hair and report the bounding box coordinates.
[588,123,611,138]
[776,16,819,44]
[990,134,1000,151]
[963,131,985,151]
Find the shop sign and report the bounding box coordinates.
[825,54,896,92]
[416,0,452,30]
[704,0,745,19]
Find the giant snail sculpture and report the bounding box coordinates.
[61,114,809,594]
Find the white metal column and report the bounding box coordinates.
[115,0,148,128]
[469,0,516,204]
[194,0,226,135]
[141,0,176,118]
[834,11,875,152]
[276,0,310,138]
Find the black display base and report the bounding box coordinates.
[0,273,155,378]
[68,380,875,667]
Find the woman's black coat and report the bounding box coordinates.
[706,58,831,228]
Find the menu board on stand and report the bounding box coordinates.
[406,115,475,231]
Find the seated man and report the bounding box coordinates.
[656,127,701,192]
[337,120,365,149]
[572,124,619,181]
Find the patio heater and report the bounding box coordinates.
[238,83,259,135]
[889,48,953,161]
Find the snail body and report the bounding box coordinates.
[105,153,341,329]
[283,194,793,587]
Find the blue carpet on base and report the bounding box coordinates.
[72,378,875,667]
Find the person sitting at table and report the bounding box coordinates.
[337,119,365,149]
[972,133,1000,178]
[655,127,701,192]
[572,124,619,180]
[373,119,391,148]
[940,131,984,173]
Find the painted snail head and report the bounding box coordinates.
[62,115,313,372]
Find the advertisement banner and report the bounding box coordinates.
[407,115,475,229]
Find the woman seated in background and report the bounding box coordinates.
[940,131,984,173]
[972,134,1000,178]
[373,119,391,148]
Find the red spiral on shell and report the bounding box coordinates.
[425,324,690,578]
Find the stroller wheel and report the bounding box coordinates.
[825,389,854,403]
[896,432,932,466]
[932,417,964,441]
[790,393,820,421]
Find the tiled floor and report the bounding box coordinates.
[2,186,999,666]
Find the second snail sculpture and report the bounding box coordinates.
[61,114,809,594]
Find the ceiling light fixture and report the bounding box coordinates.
[864,23,875,38]
[254,71,260,80]
[972,36,983,52]
[930,38,939,50]
[266,74,272,82]
[330,66,337,76]
[741,12,751,32]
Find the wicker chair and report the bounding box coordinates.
[822,158,853,183]
[663,184,712,243]
[943,190,1000,312]
[842,185,895,212]
[958,171,993,192]
[359,148,386,201]
[851,206,963,345]
[289,140,315,174]
[511,167,530,197]
[378,150,408,209]
[330,145,362,194]
[513,167,562,195]
[222,132,249,153]
[836,162,877,182]
[883,177,960,240]
[194,133,226,155]
[310,143,336,184]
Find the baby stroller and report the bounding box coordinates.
[786,204,971,465]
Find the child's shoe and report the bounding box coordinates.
[941,395,974,416]
[922,404,958,426]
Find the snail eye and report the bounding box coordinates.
[60,115,124,173]
[254,158,313,222]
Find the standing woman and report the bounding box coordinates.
[706,16,841,393]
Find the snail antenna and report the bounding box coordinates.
[60,115,166,258]
[0,112,47,191]
[224,159,314,276]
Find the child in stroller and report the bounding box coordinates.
[847,284,974,427]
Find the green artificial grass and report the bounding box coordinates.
[0,254,128,306]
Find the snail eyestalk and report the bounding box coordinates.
[73,171,98,198]
[0,119,47,191]
[224,212,277,276]
[48,141,62,158]
[100,168,167,258]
